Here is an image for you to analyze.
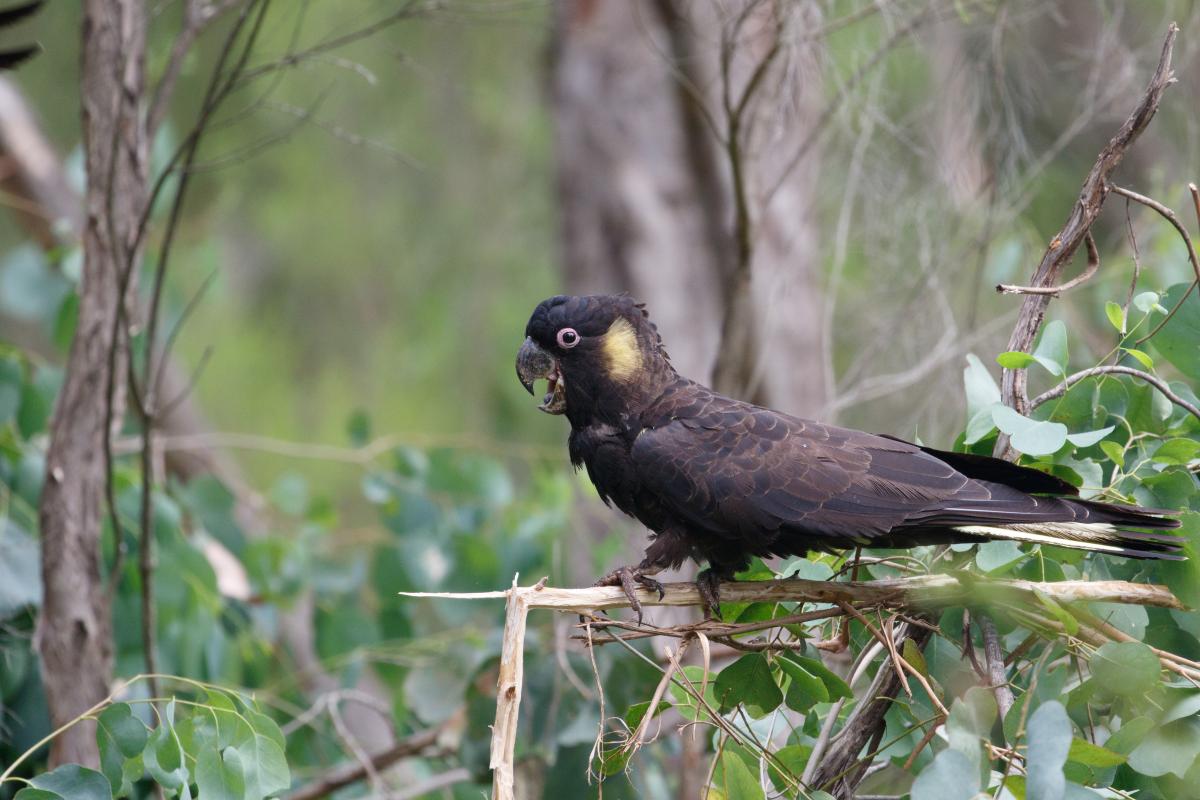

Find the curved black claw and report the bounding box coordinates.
[696,569,724,621]
[594,565,663,625]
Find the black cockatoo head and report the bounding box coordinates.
[516,294,675,426]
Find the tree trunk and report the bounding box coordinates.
[35,0,147,767]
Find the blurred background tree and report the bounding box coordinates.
[0,1,1197,799]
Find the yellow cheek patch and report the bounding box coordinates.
[601,318,642,381]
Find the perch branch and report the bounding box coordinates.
[402,573,1183,800]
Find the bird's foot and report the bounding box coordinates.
[814,619,851,654]
[697,569,725,621]
[594,565,664,625]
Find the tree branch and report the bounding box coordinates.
[282,726,448,800]
[1029,364,1200,423]
[405,573,1183,800]
[995,23,1177,455]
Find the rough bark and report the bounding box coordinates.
[36,0,147,768]
[549,0,826,416]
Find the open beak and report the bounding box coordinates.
[516,337,567,414]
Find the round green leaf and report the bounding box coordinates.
[195,746,246,800]
[1151,283,1200,379]
[1090,641,1160,697]
[13,789,63,800]
[1026,701,1071,800]
[97,703,149,758]
[1128,717,1200,778]
[911,748,978,800]
[27,765,112,800]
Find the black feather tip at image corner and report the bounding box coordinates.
[517,293,1183,620]
[0,0,42,70]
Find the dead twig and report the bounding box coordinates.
[996,232,1099,296]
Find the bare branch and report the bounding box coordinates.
[996,23,1178,447]
[282,726,448,800]
[147,0,246,136]
[1030,364,1200,423]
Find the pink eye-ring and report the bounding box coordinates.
[557,327,580,349]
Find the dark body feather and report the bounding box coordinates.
[521,294,1182,583]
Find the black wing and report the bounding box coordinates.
[631,383,1178,564]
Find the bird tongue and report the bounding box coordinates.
[538,368,566,414]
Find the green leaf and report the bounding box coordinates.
[1067,737,1126,768]
[709,750,765,800]
[1104,716,1155,755]
[1099,440,1125,468]
[964,403,1000,445]
[1033,320,1069,376]
[1132,290,1160,313]
[1105,301,1126,334]
[715,654,782,715]
[26,765,112,800]
[1153,438,1200,466]
[766,744,810,792]
[992,405,1068,456]
[1090,641,1160,698]
[243,707,286,751]
[1026,701,1071,800]
[1128,717,1200,778]
[781,654,853,701]
[997,351,1038,369]
[1124,348,1155,369]
[903,638,929,677]
[976,540,1026,573]
[910,748,979,800]
[235,733,290,798]
[1161,690,1200,725]
[1064,425,1114,448]
[97,703,149,758]
[96,703,149,794]
[143,700,187,791]
[0,521,42,616]
[623,700,669,731]
[195,747,247,800]
[964,354,1001,420]
[1151,282,1200,379]
[13,790,63,800]
[778,657,828,712]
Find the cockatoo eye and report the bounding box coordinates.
[557,328,580,349]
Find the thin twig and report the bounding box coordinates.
[996,232,1099,296]
[282,726,446,800]
[1029,364,1200,423]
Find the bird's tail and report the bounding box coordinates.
[949,496,1183,559]
[951,521,1184,560]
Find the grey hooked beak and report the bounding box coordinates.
[516,337,566,414]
